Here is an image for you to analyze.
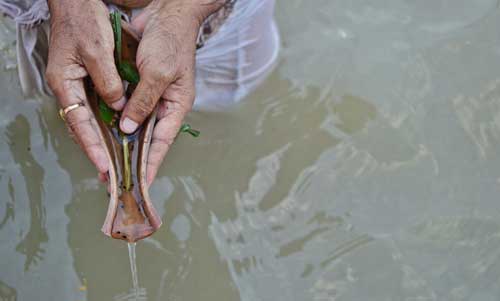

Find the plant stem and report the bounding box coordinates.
[122,135,131,191]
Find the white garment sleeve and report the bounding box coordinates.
[0,0,51,96]
[193,0,279,110]
[0,0,49,27]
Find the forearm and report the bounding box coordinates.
[153,0,225,28]
[47,0,112,29]
[47,0,90,15]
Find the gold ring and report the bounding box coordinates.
[59,103,84,121]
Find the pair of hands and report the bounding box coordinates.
[46,0,222,184]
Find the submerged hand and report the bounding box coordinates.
[121,0,223,184]
[46,0,125,174]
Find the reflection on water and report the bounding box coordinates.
[0,16,16,70]
[453,79,500,159]
[6,115,48,271]
[4,0,500,300]
[0,279,16,301]
[0,178,15,230]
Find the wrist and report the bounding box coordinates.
[187,0,226,22]
[156,0,225,28]
[48,0,106,18]
[47,0,65,16]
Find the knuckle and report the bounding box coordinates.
[151,136,174,150]
[45,66,60,91]
[143,61,175,84]
[177,98,193,115]
[100,79,123,101]
[130,98,154,119]
[81,42,111,64]
[181,89,195,112]
[65,108,90,128]
[171,90,195,114]
[82,48,101,64]
[66,117,87,130]
[150,68,172,84]
[84,141,104,153]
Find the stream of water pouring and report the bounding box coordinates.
[113,243,146,301]
[128,242,140,301]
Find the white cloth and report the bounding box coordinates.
[0,0,279,111]
[193,0,279,110]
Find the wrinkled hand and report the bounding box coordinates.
[122,0,223,184]
[46,0,125,174]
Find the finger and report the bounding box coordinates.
[146,83,194,185]
[107,0,150,8]
[130,5,154,34]
[65,104,110,173]
[119,65,173,134]
[98,172,108,183]
[81,44,125,111]
[146,102,185,185]
[65,122,77,143]
[46,66,110,173]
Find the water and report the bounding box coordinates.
[4,1,500,300]
[113,243,145,301]
[128,243,140,300]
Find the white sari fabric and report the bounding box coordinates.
[0,0,279,111]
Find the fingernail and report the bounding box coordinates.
[121,117,138,133]
[111,96,126,110]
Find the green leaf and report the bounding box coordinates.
[119,61,140,85]
[179,123,200,137]
[110,12,122,64]
[98,98,115,125]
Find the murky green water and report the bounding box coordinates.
[3,1,500,300]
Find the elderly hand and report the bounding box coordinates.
[46,0,125,175]
[46,0,223,183]
[121,0,223,184]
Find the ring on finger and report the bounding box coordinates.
[59,102,84,121]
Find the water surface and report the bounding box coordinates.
[3,1,500,300]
